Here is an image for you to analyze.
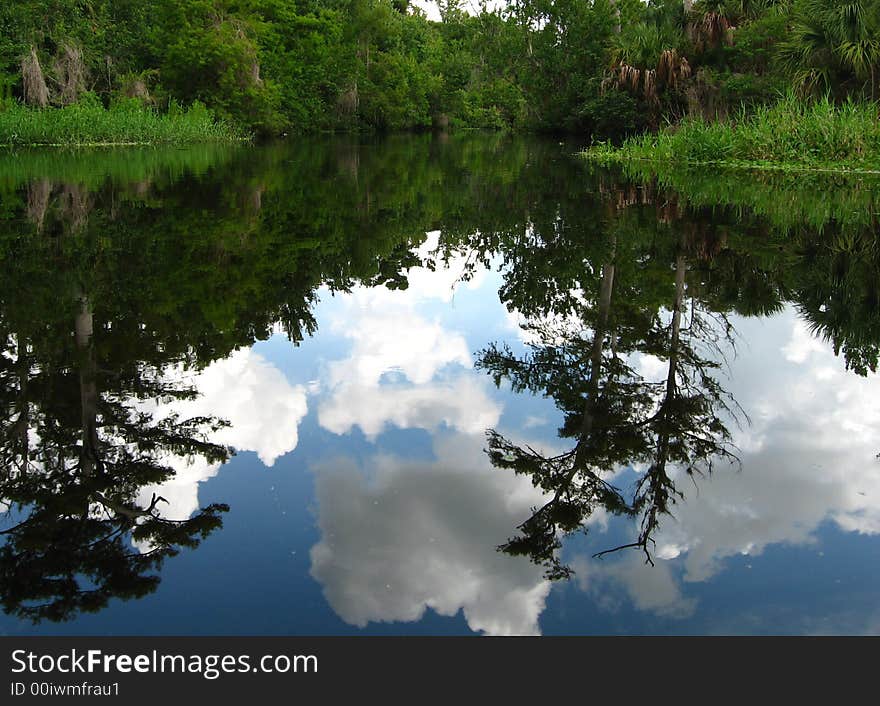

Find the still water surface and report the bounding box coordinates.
[1,135,879,635]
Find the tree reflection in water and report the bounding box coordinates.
[473,170,880,579]
[1,136,879,622]
[0,143,430,623]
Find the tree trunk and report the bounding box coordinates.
[666,253,686,400]
[14,334,30,474]
[21,47,49,108]
[610,0,621,34]
[652,252,687,470]
[572,234,617,472]
[75,294,99,476]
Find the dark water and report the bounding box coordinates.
[1,135,880,635]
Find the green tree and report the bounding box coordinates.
[780,0,880,98]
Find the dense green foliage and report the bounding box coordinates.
[2,0,879,138]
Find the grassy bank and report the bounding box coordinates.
[0,97,245,146]
[584,97,880,174]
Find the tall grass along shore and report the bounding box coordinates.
[584,97,880,175]
[0,96,245,146]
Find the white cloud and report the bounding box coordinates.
[135,456,223,530]
[163,348,308,468]
[137,348,307,523]
[410,0,502,23]
[319,376,501,439]
[309,434,552,635]
[1,346,307,544]
[610,310,880,591]
[782,319,828,363]
[325,302,471,389]
[571,554,697,619]
[317,234,502,438]
[407,231,490,303]
[682,314,879,574]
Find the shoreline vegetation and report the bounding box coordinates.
[0,96,245,146]
[582,96,880,175]
[2,2,880,149]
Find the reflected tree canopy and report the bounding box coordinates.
[444,162,880,579]
[473,197,744,577]
[0,140,443,622]
[1,135,879,615]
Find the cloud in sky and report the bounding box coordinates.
[312,261,880,627]
[571,553,697,619]
[164,348,308,468]
[325,298,472,389]
[579,309,880,615]
[308,241,557,633]
[137,348,308,522]
[317,231,502,438]
[652,313,880,581]
[309,434,551,635]
[319,376,502,439]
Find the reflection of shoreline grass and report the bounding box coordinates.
[592,162,880,231]
[583,96,880,175]
[0,144,244,189]
[0,98,246,146]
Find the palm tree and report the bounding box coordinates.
[606,22,690,104]
[687,0,737,51]
[780,0,880,99]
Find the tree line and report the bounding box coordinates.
[2,1,878,137]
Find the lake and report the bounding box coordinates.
[1,134,879,636]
